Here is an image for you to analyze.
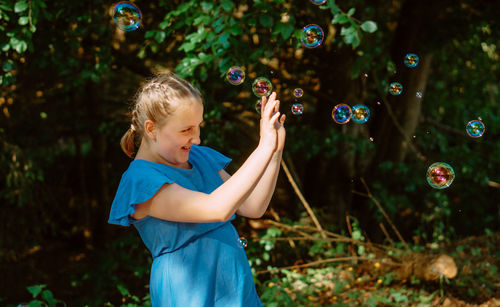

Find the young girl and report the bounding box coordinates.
[108,73,286,307]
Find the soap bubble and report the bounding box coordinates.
[300,24,324,48]
[113,2,142,31]
[293,88,304,98]
[389,82,403,95]
[291,103,304,115]
[404,53,419,68]
[255,100,262,114]
[416,91,422,98]
[252,77,273,97]
[332,104,351,124]
[426,162,455,189]
[466,120,485,138]
[238,237,248,248]
[225,66,245,85]
[351,104,370,124]
[311,0,327,5]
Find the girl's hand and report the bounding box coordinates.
[259,92,280,151]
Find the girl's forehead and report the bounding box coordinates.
[168,100,203,122]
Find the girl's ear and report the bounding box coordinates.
[144,120,157,141]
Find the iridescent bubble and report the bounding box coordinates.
[293,88,304,98]
[252,77,273,97]
[291,103,304,115]
[426,162,455,189]
[466,120,485,138]
[113,2,142,32]
[300,24,324,48]
[351,104,370,124]
[255,100,262,114]
[238,237,248,248]
[310,0,327,5]
[332,104,351,124]
[389,82,403,95]
[225,66,245,85]
[404,53,419,68]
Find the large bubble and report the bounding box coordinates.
[351,104,370,124]
[426,162,455,189]
[300,24,324,48]
[225,66,245,85]
[310,0,327,5]
[113,2,142,31]
[252,77,273,97]
[332,104,352,124]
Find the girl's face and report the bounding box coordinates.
[152,100,203,168]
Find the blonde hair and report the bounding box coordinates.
[120,73,203,158]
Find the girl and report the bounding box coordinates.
[108,73,286,306]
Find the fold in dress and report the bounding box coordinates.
[108,145,263,307]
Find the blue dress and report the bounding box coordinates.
[108,145,263,307]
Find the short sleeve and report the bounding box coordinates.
[192,145,231,171]
[108,164,173,227]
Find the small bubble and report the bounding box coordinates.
[363,73,368,78]
[252,77,273,97]
[113,2,142,31]
[238,237,248,248]
[389,82,403,95]
[293,88,304,98]
[291,103,304,115]
[300,24,324,48]
[466,120,485,138]
[369,137,374,142]
[225,66,245,85]
[351,104,370,124]
[331,104,351,124]
[416,91,422,98]
[426,162,455,189]
[404,53,419,68]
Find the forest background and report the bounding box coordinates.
[0,0,499,306]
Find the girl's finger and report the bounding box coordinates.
[270,110,281,124]
[264,98,279,118]
[280,114,286,124]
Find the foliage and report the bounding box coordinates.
[0,0,499,305]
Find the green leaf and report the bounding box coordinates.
[360,21,378,33]
[332,13,350,25]
[2,60,16,72]
[259,15,273,28]
[117,284,129,296]
[41,290,55,306]
[14,0,28,13]
[220,0,234,12]
[18,16,28,25]
[275,23,294,40]
[347,8,355,16]
[154,31,166,43]
[27,284,45,298]
[0,3,13,11]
